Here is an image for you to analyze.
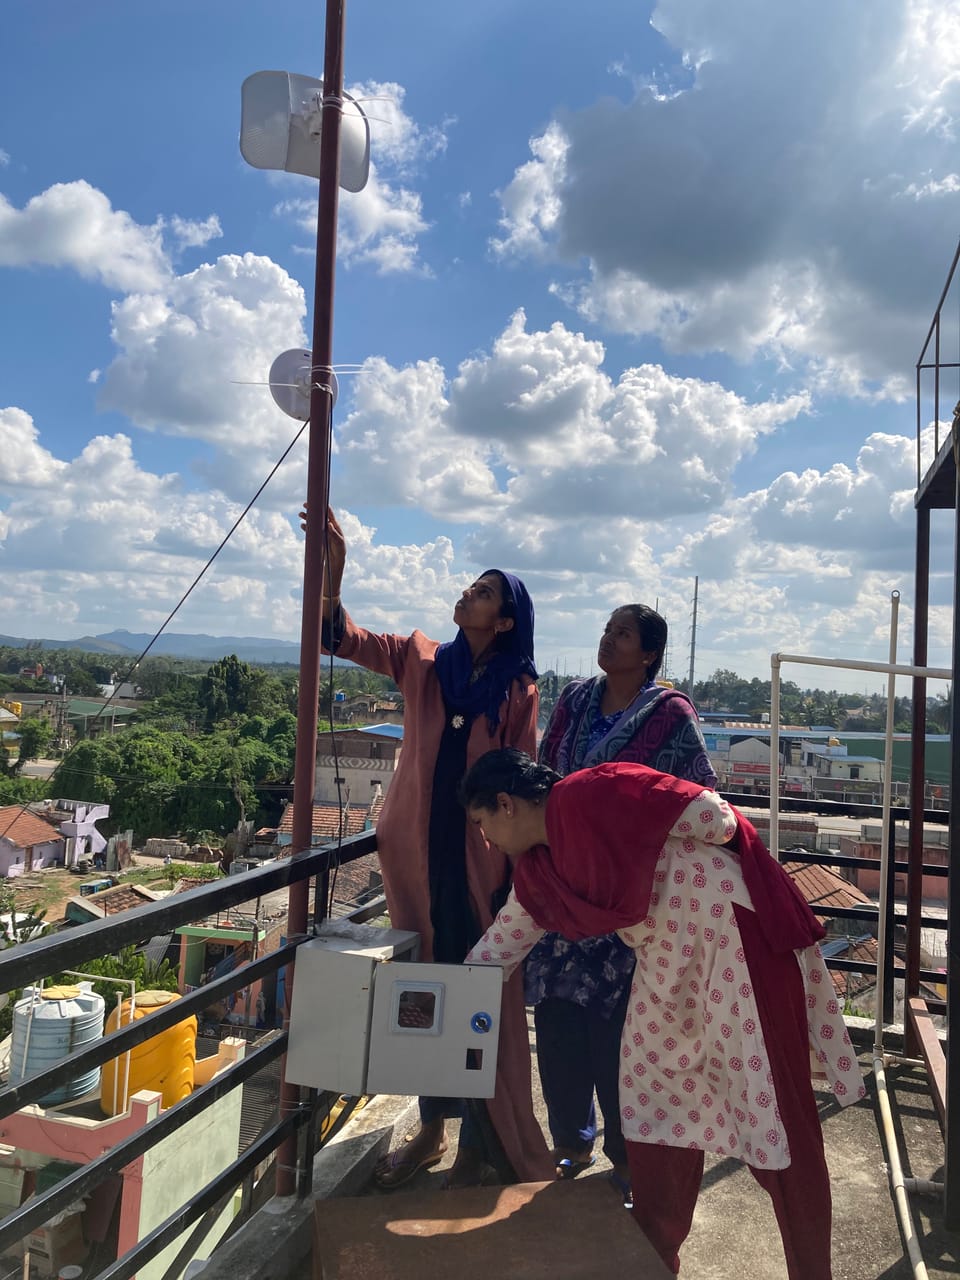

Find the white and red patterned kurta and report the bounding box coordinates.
[467,792,865,1171]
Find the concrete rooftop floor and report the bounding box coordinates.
[360,1018,960,1279]
[206,1017,960,1280]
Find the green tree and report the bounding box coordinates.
[927,689,952,735]
[0,776,51,805]
[55,944,179,1007]
[198,655,255,726]
[0,884,48,1040]
[13,716,53,774]
[54,738,119,806]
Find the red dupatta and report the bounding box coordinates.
[511,762,824,954]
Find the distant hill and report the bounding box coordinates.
[0,629,352,667]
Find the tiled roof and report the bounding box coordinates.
[782,860,902,1002]
[782,861,875,912]
[70,883,162,918]
[0,806,64,849]
[171,876,222,894]
[277,803,371,840]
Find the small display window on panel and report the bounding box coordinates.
[390,981,444,1035]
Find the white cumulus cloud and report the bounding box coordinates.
[492,0,960,398]
[274,81,445,275]
[0,181,170,292]
[168,214,223,251]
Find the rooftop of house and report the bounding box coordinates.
[0,805,64,848]
[348,723,404,740]
[329,851,382,908]
[783,860,876,914]
[277,802,372,840]
[67,883,163,919]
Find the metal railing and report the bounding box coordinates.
[916,235,960,487]
[0,797,949,1277]
[723,790,949,1022]
[0,828,377,1280]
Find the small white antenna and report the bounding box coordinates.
[268,349,339,421]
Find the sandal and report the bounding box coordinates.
[556,1154,596,1180]
[373,1142,446,1189]
[608,1169,633,1209]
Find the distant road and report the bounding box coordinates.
[19,758,59,779]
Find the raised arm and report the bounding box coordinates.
[299,504,345,623]
[302,504,420,684]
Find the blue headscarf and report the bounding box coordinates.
[434,570,537,733]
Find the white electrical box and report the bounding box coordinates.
[366,961,503,1098]
[285,922,503,1098]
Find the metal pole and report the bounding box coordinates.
[907,503,931,1047]
[945,415,960,1230]
[688,575,698,693]
[773,653,950,680]
[873,591,900,1042]
[769,655,781,856]
[277,0,346,1199]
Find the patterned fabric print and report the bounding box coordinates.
[469,792,866,1171]
[525,678,718,1015]
[541,678,718,786]
[618,796,790,1167]
[584,707,625,756]
[798,945,867,1106]
[523,931,634,1015]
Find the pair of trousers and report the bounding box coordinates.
[418,1097,481,1149]
[534,992,629,1167]
[626,906,834,1278]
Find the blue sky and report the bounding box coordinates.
[1,0,958,694]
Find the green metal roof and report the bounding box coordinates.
[66,699,137,718]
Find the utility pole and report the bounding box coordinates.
[277,0,346,1199]
[56,678,68,752]
[661,631,670,682]
[688,576,699,694]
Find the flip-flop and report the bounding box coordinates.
[373,1145,445,1189]
[608,1169,633,1208]
[556,1154,597,1180]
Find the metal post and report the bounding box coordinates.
[277,0,347,1200]
[874,591,900,1044]
[883,817,896,1025]
[688,575,699,693]
[769,656,781,855]
[907,503,931,1050]
[945,418,960,1230]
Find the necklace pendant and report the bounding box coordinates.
[451,713,465,729]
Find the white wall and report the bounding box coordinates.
[0,836,62,877]
[314,754,396,805]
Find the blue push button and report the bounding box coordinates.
[471,1011,493,1034]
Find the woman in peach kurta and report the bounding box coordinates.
[460,751,865,1278]
[316,507,552,1189]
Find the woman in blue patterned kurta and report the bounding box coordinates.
[531,604,717,1195]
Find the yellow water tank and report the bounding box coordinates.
[100,990,197,1116]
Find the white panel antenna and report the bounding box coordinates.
[240,71,370,192]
